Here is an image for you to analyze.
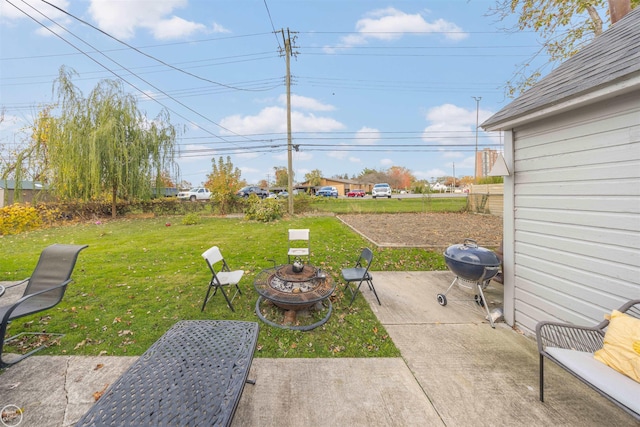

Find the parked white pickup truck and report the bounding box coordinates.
[177,187,211,201]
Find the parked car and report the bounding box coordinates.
[236,186,268,199]
[372,183,392,199]
[278,191,289,198]
[316,186,338,197]
[347,189,366,197]
[267,192,278,199]
[151,187,178,198]
[177,187,211,201]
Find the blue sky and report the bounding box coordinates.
[1,0,549,187]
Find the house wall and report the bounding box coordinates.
[319,179,347,196]
[511,91,640,335]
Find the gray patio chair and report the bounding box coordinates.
[0,243,88,368]
[288,228,310,264]
[341,247,380,306]
[201,246,244,312]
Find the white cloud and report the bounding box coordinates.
[421,104,497,171]
[0,114,26,132]
[380,158,393,166]
[326,7,467,52]
[88,0,208,40]
[1,0,70,22]
[355,127,380,145]
[273,151,313,162]
[279,94,335,112]
[236,152,259,159]
[219,105,345,135]
[240,166,260,174]
[211,22,230,33]
[151,17,206,40]
[327,149,348,160]
[0,0,72,36]
[348,156,361,163]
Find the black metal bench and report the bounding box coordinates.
[537,300,640,421]
[76,320,259,427]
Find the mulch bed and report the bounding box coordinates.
[337,212,503,249]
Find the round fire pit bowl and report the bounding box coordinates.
[254,264,335,331]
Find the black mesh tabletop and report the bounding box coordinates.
[75,320,259,427]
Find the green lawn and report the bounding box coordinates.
[309,195,467,214]
[1,215,448,360]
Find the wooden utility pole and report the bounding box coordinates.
[282,28,295,215]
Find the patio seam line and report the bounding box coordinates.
[398,353,447,425]
[63,356,71,427]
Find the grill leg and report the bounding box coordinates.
[442,276,458,296]
[475,283,494,328]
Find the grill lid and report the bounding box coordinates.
[444,239,500,267]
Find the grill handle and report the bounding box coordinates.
[479,265,500,282]
[463,238,478,248]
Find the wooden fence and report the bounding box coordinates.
[468,184,504,216]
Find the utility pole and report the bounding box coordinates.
[472,96,482,182]
[452,162,456,192]
[281,28,296,215]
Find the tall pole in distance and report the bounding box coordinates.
[452,162,456,192]
[472,96,482,183]
[283,28,294,215]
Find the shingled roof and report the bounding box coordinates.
[482,7,640,130]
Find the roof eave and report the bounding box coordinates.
[483,73,640,132]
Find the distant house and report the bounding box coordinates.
[481,9,640,335]
[430,182,448,192]
[0,180,51,208]
[298,177,369,196]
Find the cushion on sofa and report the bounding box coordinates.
[594,310,640,382]
[546,347,640,413]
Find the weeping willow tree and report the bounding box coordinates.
[48,67,179,217]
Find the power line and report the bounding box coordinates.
[6,0,255,145]
[39,0,274,93]
[262,0,282,51]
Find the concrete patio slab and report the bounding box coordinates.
[232,358,443,427]
[1,272,637,426]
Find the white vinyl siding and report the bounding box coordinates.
[511,92,640,335]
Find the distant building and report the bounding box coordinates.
[475,148,499,179]
[298,177,369,196]
[0,180,51,207]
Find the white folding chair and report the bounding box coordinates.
[287,229,310,264]
[201,246,244,312]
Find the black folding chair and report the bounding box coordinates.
[0,244,88,368]
[341,247,380,306]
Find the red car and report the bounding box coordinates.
[347,189,366,197]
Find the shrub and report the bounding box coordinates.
[477,176,504,184]
[244,196,283,222]
[292,193,313,213]
[0,204,43,235]
[182,212,201,225]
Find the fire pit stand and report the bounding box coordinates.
[254,264,335,331]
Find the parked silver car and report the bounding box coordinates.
[316,186,338,198]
